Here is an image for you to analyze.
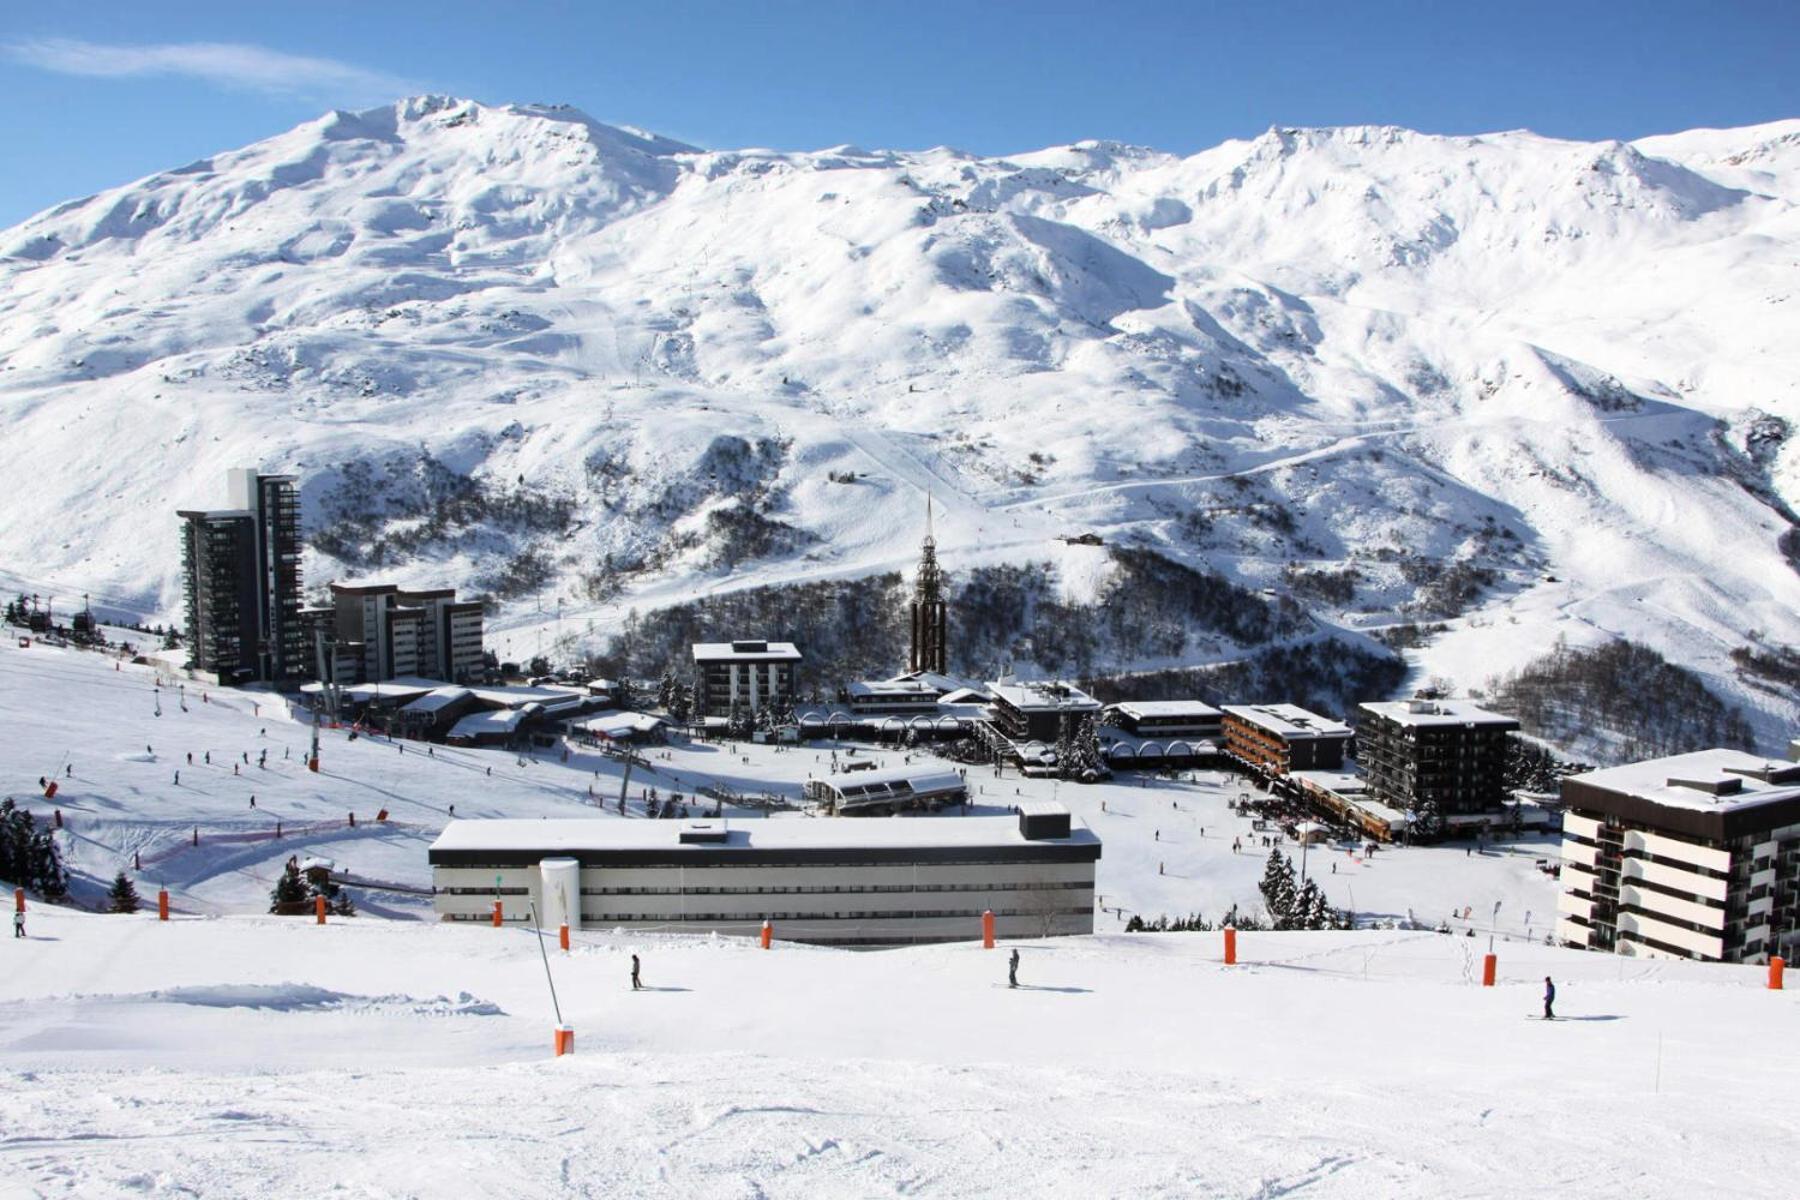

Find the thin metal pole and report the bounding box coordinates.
[529,902,565,1026]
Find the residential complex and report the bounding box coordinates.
[1220,704,1351,775]
[1106,700,1223,740]
[429,808,1100,945]
[1356,699,1519,818]
[304,583,485,686]
[692,640,803,717]
[178,469,305,684]
[1556,749,1800,964]
[987,680,1103,743]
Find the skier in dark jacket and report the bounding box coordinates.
[1543,975,1556,1020]
[1008,948,1020,989]
[631,953,642,991]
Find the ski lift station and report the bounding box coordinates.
[429,807,1100,946]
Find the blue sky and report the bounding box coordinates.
[2,1,1796,227]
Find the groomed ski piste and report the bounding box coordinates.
[6,635,1797,1196]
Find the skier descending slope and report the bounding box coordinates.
[1543,976,1556,1021]
[1009,948,1020,989]
[631,953,642,991]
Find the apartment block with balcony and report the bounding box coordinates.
[311,583,487,686]
[1356,699,1519,818]
[1557,749,1800,964]
[1220,704,1351,776]
[692,640,803,717]
[178,468,307,684]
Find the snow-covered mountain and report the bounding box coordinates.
[3,96,1798,744]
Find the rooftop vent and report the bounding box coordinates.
[678,823,730,844]
[1405,699,1440,715]
[1722,762,1800,786]
[1017,802,1071,841]
[1666,775,1743,797]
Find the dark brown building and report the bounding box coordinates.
[1356,699,1519,818]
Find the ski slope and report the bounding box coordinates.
[3,911,1793,1197]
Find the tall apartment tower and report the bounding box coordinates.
[908,498,949,675]
[178,469,306,684]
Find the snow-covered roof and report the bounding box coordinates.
[447,707,535,739]
[1565,749,1800,814]
[692,640,803,662]
[1110,700,1222,720]
[1358,699,1519,729]
[1291,769,1368,796]
[938,686,991,705]
[1221,704,1351,740]
[575,711,665,738]
[846,678,941,698]
[463,684,587,708]
[812,765,965,795]
[430,814,1097,853]
[988,680,1102,713]
[400,687,472,715]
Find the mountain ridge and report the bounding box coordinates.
[2,96,1797,753]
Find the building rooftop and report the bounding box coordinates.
[430,814,1097,854]
[846,679,942,698]
[1109,700,1222,720]
[1358,699,1520,729]
[692,640,803,662]
[447,707,536,739]
[988,680,1103,713]
[1221,704,1352,740]
[574,711,666,739]
[1565,749,1800,814]
[811,765,966,795]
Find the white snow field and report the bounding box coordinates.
[2,100,1799,749]
[2,623,1559,935]
[4,911,1795,1198]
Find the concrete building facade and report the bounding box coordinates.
[429,810,1100,945]
[692,640,802,717]
[178,469,305,684]
[1557,749,1800,964]
[1356,699,1519,818]
[306,583,486,686]
[1220,704,1352,775]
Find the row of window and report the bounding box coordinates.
[440,886,532,896]
[578,881,1091,897]
[580,906,1094,923]
[440,859,1091,872]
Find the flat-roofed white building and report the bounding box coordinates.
[429,809,1100,946]
[804,765,969,814]
[1557,749,1800,964]
[692,639,803,717]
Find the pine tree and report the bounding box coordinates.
[1259,849,1297,929]
[656,669,677,712]
[1294,877,1325,931]
[269,861,308,912]
[107,870,141,914]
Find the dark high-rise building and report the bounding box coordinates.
[909,498,948,675]
[178,469,307,684]
[1356,699,1519,818]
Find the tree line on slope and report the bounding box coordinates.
[1486,638,1754,764]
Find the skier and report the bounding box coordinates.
[12,908,23,939]
[1154,830,1160,842]
[631,953,642,991]
[1008,948,1020,989]
[173,770,180,785]
[186,753,192,765]
[448,804,456,818]
[205,751,210,765]
[1543,976,1556,1020]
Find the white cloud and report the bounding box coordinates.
[6,37,421,104]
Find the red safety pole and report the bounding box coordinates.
[158,889,170,921]
[559,923,570,952]
[761,919,772,949]
[1770,956,1785,991]
[1224,925,1237,965]
[315,894,327,925]
[982,909,995,949]
[492,900,503,927]
[13,888,23,915]
[1482,953,1497,987]
[555,1025,574,1057]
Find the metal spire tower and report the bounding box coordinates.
[908,494,949,675]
